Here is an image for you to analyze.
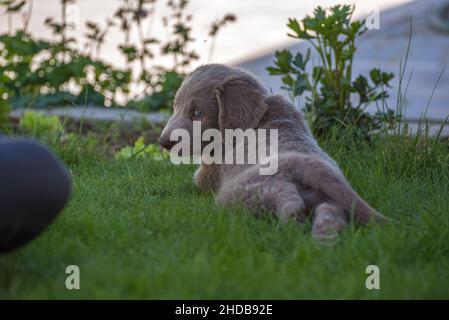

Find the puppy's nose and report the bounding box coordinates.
[160,137,175,151]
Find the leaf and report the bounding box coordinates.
[287,18,313,39]
[292,49,310,71]
[381,71,394,86]
[273,49,293,73]
[312,66,324,82]
[370,68,381,85]
[293,75,308,96]
[266,66,283,75]
[287,18,301,36]
[281,74,294,86]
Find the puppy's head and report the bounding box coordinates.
[159,64,269,153]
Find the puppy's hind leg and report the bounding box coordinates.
[311,202,348,241]
[217,177,306,223]
[271,181,307,223]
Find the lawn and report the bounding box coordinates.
[0,133,448,299]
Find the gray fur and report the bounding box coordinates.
[160,64,387,239]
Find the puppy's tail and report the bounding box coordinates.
[288,154,388,225]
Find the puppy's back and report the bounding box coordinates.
[260,94,338,168]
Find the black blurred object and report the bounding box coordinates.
[0,137,72,253]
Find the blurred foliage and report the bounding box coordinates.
[15,110,103,165]
[19,111,64,136]
[267,5,399,139]
[0,87,11,131]
[116,135,169,160]
[0,31,131,108]
[0,0,236,115]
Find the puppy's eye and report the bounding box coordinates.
[193,110,203,118]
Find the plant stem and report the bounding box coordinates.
[23,0,34,33]
[8,10,12,34]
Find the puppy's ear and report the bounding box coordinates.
[214,75,268,134]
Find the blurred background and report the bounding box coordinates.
[0,0,412,68]
[1,0,448,135]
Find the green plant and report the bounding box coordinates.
[0,86,11,131]
[56,131,100,166]
[267,5,399,139]
[116,136,169,160]
[19,111,64,136]
[0,0,236,111]
[15,110,100,165]
[126,0,236,111]
[0,0,33,33]
[207,14,237,62]
[0,30,132,108]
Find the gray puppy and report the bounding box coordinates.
[160,64,386,239]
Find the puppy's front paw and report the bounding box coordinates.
[193,166,218,192]
[279,199,306,223]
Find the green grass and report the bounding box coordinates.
[0,133,448,299]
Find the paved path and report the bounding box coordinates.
[10,107,169,124]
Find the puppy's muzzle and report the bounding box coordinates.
[159,137,176,151]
